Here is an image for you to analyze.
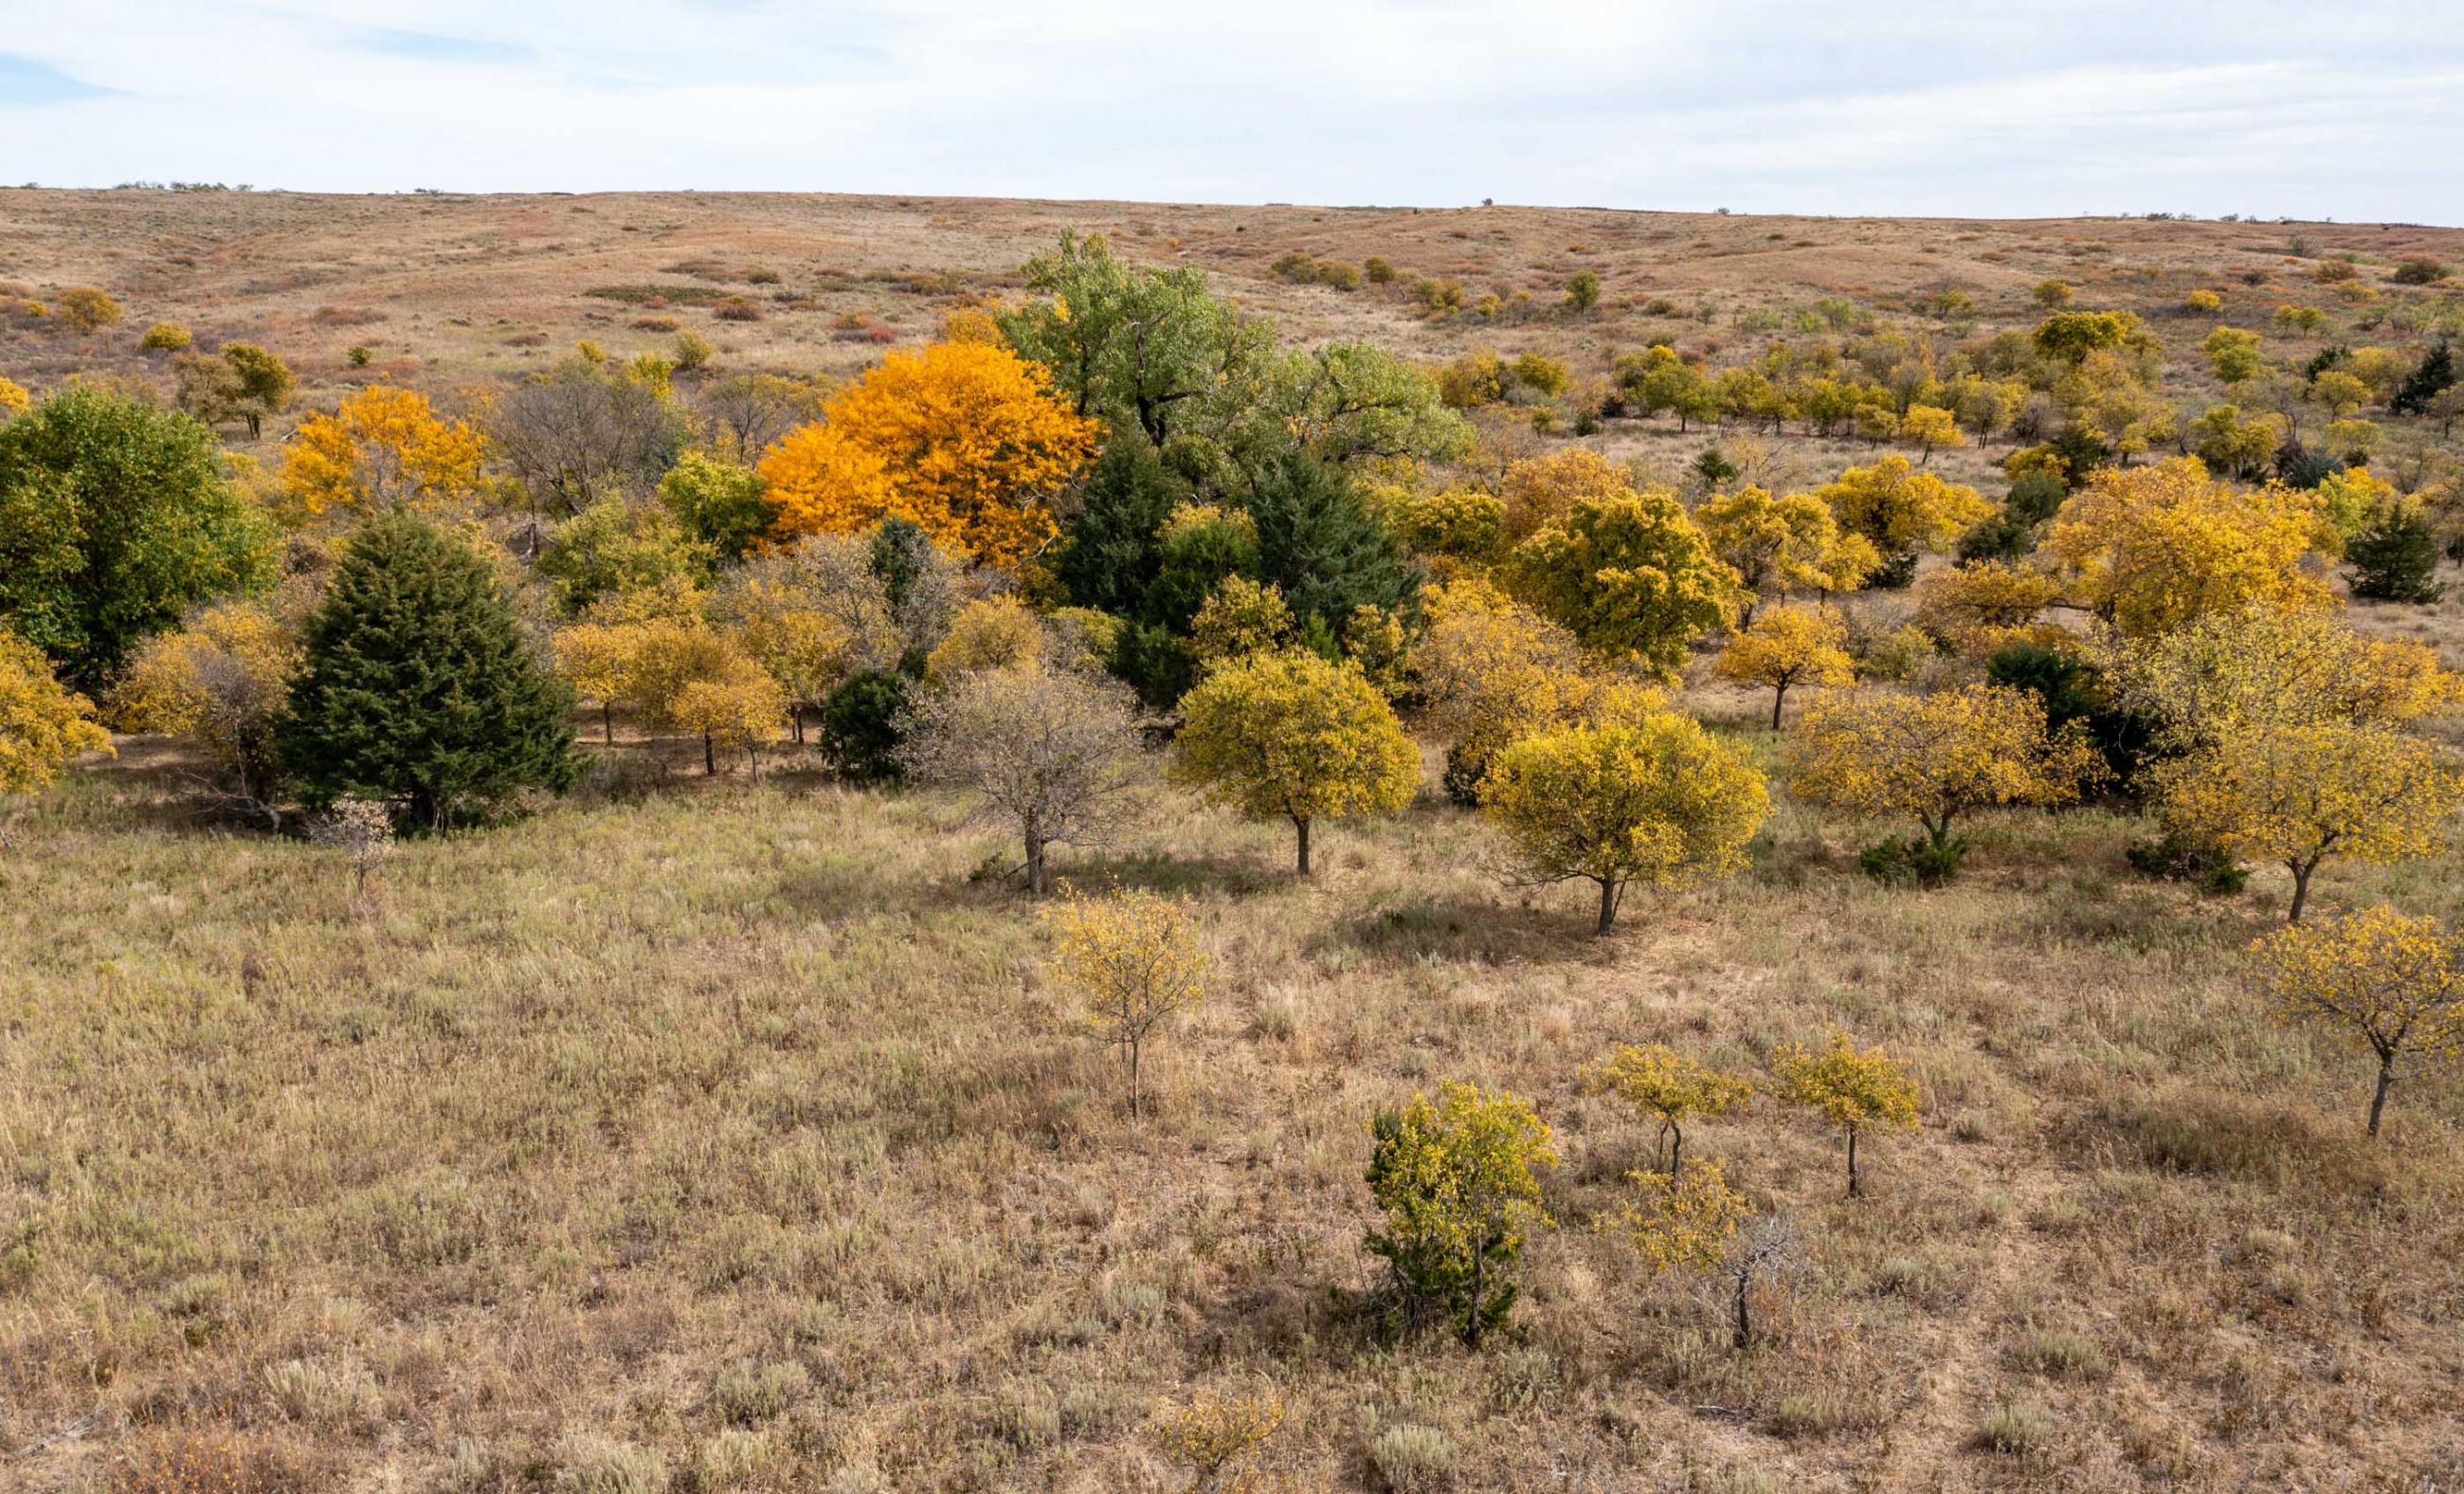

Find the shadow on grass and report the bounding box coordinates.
[1046,849,1287,900]
[1314,891,1618,967]
[2070,1089,2392,1198]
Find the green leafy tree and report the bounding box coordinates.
[1564,270,1603,312]
[657,449,773,562]
[1052,437,1189,616]
[819,667,910,783]
[2345,500,2446,604]
[278,510,577,831]
[218,342,295,439]
[0,384,273,683]
[1363,1081,1557,1347]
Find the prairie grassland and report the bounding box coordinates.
[6,699,2464,1492]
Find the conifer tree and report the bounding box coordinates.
[2345,501,2446,604]
[279,510,577,831]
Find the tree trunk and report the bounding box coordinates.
[1025,830,1047,897]
[1595,879,1622,936]
[2287,859,2315,923]
[791,706,805,745]
[1465,1234,1486,1349]
[703,736,716,775]
[1770,683,1787,732]
[602,703,613,745]
[1668,1120,1684,1178]
[1732,1266,1752,1349]
[747,745,760,784]
[1129,1039,1143,1121]
[1847,1127,1861,1198]
[2368,1055,2395,1137]
[1294,817,1312,876]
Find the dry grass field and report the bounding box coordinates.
[6,191,2464,1492]
[6,654,2464,1492]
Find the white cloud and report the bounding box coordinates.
[2,0,2458,221]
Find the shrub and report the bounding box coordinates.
[714,296,762,321]
[1365,256,1395,285]
[1365,1422,1458,1492]
[56,285,123,331]
[1316,259,1363,291]
[2126,830,2248,895]
[672,328,716,371]
[711,1358,810,1425]
[1858,833,1967,888]
[1564,270,1602,312]
[1363,1081,1556,1347]
[139,320,191,351]
[346,344,372,367]
[2391,257,2450,286]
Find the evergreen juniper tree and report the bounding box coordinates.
[1238,444,1418,637]
[1053,438,1188,615]
[2391,339,2454,416]
[2345,502,2447,604]
[278,510,577,831]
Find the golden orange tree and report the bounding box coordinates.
[280,385,487,517]
[760,341,1098,568]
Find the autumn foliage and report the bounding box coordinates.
[761,340,1099,569]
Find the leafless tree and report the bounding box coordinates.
[489,362,683,515]
[694,372,824,463]
[898,663,1150,895]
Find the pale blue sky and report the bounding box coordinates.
[3,1,2459,222]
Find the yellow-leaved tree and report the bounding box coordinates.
[1,628,113,816]
[279,385,488,517]
[1587,1043,1754,1176]
[1774,1032,1920,1196]
[1787,683,2106,867]
[1814,456,1993,583]
[2037,457,2329,636]
[1171,650,1420,875]
[922,594,1046,684]
[1606,1157,1801,1348]
[1694,485,1878,614]
[112,600,299,809]
[1045,889,1209,1120]
[1504,486,1741,677]
[2153,722,2464,923]
[1909,561,2065,658]
[1713,605,1855,729]
[760,340,1099,568]
[1478,712,1770,935]
[2251,905,2464,1137]
[1408,576,1593,804]
[668,655,789,780]
[2105,602,2462,753]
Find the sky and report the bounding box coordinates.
[2,1,2460,223]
